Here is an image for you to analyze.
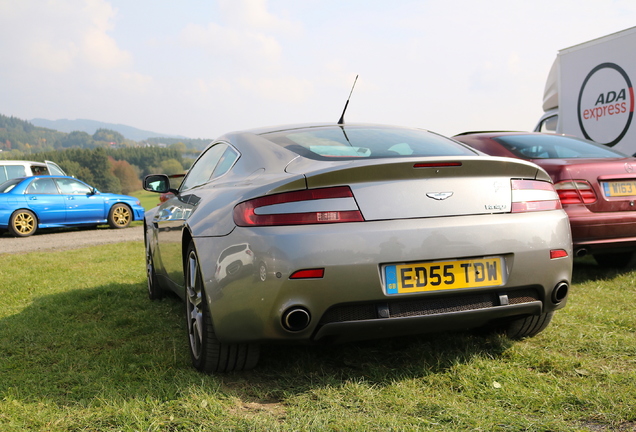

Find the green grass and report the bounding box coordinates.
[131,189,160,211]
[0,245,634,431]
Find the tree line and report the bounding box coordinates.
[0,114,203,194]
[1,146,191,194]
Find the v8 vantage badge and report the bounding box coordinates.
[577,62,635,146]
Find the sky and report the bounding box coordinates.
[1,0,636,140]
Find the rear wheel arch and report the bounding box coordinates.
[181,228,194,274]
[184,240,259,372]
[9,209,38,237]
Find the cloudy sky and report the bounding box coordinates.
[1,0,635,140]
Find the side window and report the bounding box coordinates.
[6,165,27,180]
[30,165,49,175]
[539,115,558,133]
[181,143,229,190]
[211,147,239,179]
[46,161,66,176]
[56,178,93,194]
[26,178,59,194]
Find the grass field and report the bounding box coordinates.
[0,241,634,431]
[131,189,160,211]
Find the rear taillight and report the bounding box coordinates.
[290,268,325,279]
[414,162,462,168]
[233,186,364,227]
[511,179,562,213]
[553,180,597,204]
[550,249,569,259]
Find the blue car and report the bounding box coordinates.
[0,175,145,237]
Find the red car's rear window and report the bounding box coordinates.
[493,134,628,159]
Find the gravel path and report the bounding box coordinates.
[1,225,144,255]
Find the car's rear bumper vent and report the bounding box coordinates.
[319,288,540,324]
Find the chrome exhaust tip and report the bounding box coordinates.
[552,282,569,304]
[282,307,311,331]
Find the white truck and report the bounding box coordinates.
[535,26,636,155]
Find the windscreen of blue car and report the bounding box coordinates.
[493,134,629,159]
[262,126,478,160]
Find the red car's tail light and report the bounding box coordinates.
[233,186,364,226]
[553,180,597,204]
[511,179,562,213]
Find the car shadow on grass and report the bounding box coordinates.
[0,281,520,408]
[572,255,636,284]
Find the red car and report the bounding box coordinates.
[453,132,636,267]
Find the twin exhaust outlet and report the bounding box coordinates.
[281,282,568,333]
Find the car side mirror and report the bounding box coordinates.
[144,174,178,194]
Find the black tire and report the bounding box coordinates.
[185,242,260,373]
[593,252,634,268]
[9,209,37,237]
[145,233,165,300]
[504,312,554,339]
[108,203,132,229]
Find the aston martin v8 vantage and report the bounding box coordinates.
[143,123,572,373]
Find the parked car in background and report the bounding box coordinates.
[143,123,572,373]
[158,173,186,204]
[0,160,66,182]
[0,175,145,237]
[453,131,636,267]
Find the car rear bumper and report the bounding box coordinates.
[565,206,636,254]
[193,211,572,344]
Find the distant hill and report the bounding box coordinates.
[30,118,188,141]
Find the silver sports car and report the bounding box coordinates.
[143,123,572,373]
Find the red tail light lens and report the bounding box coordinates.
[234,186,364,227]
[553,180,597,204]
[511,179,562,212]
[550,249,569,259]
[290,268,325,279]
[413,162,462,168]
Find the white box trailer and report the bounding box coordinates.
[535,26,636,155]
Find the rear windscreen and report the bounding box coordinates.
[494,134,628,159]
[262,126,477,160]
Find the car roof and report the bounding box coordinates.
[453,131,537,138]
[0,160,48,166]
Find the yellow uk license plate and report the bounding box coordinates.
[384,257,505,295]
[603,181,636,197]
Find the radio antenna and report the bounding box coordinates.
[337,75,358,125]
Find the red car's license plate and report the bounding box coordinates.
[603,181,636,197]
